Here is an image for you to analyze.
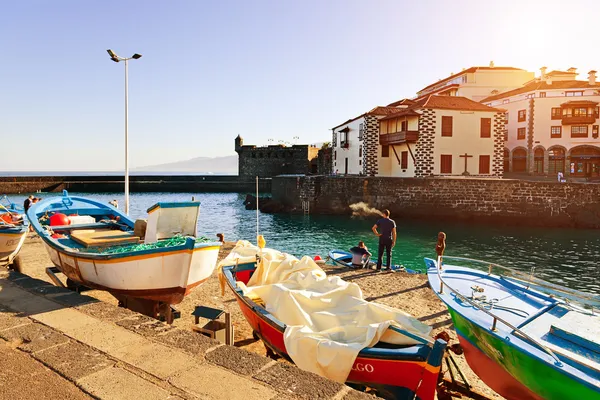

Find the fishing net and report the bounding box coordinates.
[87,235,215,254]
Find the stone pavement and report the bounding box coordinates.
[0,268,372,400]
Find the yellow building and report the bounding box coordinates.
[481,67,600,179]
[408,63,534,102]
[377,96,505,177]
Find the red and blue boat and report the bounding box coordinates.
[0,195,28,269]
[425,256,600,400]
[222,260,446,400]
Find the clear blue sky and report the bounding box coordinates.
[1,0,595,171]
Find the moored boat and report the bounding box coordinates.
[328,249,375,268]
[222,242,446,400]
[425,256,600,400]
[0,196,28,269]
[27,190,221,304]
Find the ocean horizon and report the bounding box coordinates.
[0,171,236,177]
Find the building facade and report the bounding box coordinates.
[331,106,403,176]
[400,63,535,102]
[235,135,319,177]
[377,96,505,178]
[482,68,600,179]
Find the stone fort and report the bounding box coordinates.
[235,135,322,177]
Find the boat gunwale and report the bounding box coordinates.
[426,257,600,392]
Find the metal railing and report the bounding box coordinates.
[433,255,570,366]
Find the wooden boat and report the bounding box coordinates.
[222,259,446,400]
[27,190,221,304]
[0,196,28,268]
[328,249,375,268]
[425,256,600,400]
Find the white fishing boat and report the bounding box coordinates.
[0,195,28,269]
[27,190,221,304]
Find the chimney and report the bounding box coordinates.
[540,66,547,79]
[589,70,597,85]
[489,61,495,68]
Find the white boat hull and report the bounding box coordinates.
[0,230,27,266]
[43,242,220,304]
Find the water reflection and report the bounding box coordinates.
[10,192,599,294]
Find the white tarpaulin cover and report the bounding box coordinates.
[219,240,432,383]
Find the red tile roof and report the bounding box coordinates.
[331,106,406,130]
[418,95,501,112]
[481,80,600,103]
[387,98,417,107]
[417,66,526,94]
[380,108,421,121]
[560,100,599,106]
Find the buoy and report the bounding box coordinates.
[49,213,70,226]
[314,255,322,261]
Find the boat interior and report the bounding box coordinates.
[427,259,599,383]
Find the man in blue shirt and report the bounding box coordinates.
[371,209,396,271]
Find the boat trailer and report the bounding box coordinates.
[46,266,181,324]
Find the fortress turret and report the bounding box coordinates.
[235,135,244,153]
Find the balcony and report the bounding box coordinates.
[561,115,597,125]
[379,130,419,145]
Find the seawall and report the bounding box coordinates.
[0,175,271,194]
[272,175,600,228]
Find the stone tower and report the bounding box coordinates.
[235,135,243,152]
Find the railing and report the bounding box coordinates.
[561,115,597,125]
[433,255,599,366]
[379,130,419,145]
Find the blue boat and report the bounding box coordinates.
[27,190,222,304]
[328,249,375,268]
[0,195,28,269]
[425,255,600,400]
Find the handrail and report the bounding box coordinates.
[434,256,564,366]
[440,255,599,306]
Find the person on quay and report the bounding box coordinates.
[371,209,396,271]
[23,195,34,213]
[349,241,372,268]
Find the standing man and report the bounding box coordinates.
[23,195,34,213]
[371,209,396,271]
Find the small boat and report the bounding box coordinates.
[27,190,221,304]
[328,249,375,268]
[425,256,600,400]
[222,255,446,400]
[0,196,28,269]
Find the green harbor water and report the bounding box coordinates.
[11,191,599,294]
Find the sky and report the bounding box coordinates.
[1,0,597,171]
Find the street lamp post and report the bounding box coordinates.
[106,49,142,215]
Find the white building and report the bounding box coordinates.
[377,96,505,177]
[331,106,403,175]
[482,67,600,179]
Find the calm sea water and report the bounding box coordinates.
[8,192,599,294]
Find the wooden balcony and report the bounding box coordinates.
[379,131,419,145]
[561,115,597,125]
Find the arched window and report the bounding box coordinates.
[548,147,565,175]
[534,148,545,174]
[512,148,527,172]
[569,146,600,177]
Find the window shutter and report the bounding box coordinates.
[441,116,453,137]
[441,155,452,173]
[480,118,491,138]
[479,155,490,174]
[401,151,408,169]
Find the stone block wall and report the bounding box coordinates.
[272,176,600,228]
[414,109,436,177]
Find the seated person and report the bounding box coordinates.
[349,241,372,268]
